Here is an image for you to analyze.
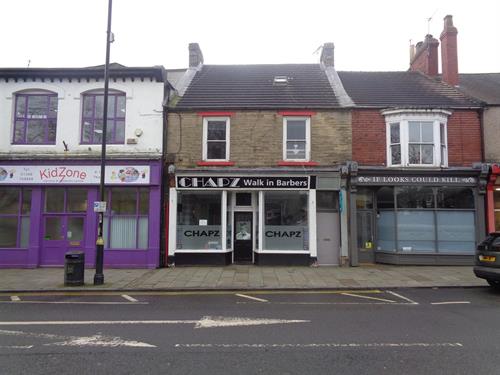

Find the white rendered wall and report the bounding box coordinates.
[0,78,164,159]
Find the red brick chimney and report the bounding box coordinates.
[409,34,439,76]
[440,15,459,86]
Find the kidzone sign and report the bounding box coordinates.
[0,165,150,185]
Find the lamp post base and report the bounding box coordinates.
[94,273,104,285]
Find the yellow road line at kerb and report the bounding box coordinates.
[0,289,383,298]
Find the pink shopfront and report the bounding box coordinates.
[0,160,161,268]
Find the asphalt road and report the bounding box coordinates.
[0,287,499,375]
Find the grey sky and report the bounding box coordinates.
[2,0,499,73]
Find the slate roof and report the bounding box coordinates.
[0,63,166,82]
[175,64,340,109]
[337,71,480,108]
[458,73,500,105]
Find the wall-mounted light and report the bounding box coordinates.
[134,128,143,137]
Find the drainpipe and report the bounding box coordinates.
[160,69,170,268]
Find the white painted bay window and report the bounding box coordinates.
[283,117,310,161]
[202,117,230,161]
[384,109,450,167]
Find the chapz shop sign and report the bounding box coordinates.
[0,165,150,185]
[176,176,309,189]
[357,175,477,185]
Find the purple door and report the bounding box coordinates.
[40,187,88,266]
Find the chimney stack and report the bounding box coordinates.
[440,15,459,86]
[320,43,335,67]
[188,43,204,68]
[409,34,439,76]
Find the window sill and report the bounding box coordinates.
[197,161,235,166]
[278,161,319,166]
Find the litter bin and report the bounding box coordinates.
[64,251,85,286]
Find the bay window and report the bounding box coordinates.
[384,110,450,167]
[0,187,31,248]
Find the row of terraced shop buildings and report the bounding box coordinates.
[2,16,500,269]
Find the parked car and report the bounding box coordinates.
[474,233,500,289]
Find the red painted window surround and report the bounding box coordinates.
[277,161,319,166]
[197,161,236,166]
[197,112,235,117]
[278,110,316,116]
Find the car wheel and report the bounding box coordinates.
[487,279,500,289]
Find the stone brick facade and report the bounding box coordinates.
[167,110,352,168]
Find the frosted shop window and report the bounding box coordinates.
[103,187,149,249]
[264,191,308,250]
[0,187,31,248]
[177,192,222,250]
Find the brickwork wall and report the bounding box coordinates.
[483,107,500,162]
[167,110,352,168]
[352,109,482,167]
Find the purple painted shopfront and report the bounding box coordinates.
[0,160,161,268]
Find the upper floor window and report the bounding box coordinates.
[202,117,230,161]
[384,109,450,167]
[283,117,310,161]
[13,92,57,144]
[81,91,126,144]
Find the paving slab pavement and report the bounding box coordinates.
[0,264,488,292]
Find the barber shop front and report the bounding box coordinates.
[351,169,487,265]
[168,172,344,266]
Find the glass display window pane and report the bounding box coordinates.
[356,188,373,209]
[409,122,420,142]
[396,186,434,209]
[111,188,137,215]
[27,120,45,143]
[357,211,373,249]
[408,144,420,164]
[391,144,401,164]
[494,191,500,209]
[207,121,226,140]
[0,187,20,214]
[44,217,63,240]
[83,96,94,117]
[376,187,394,209]
[437,187,474,209]
[20,217,30,248]
[421,145,434,164]
[207,141,226,159]
[27,96,49,118]
[495,211,500,232]
[139,188,149,215]
[265,191,308,226]
[67,189,87,213]
[138,217,148,248]
[14,121,25,142]
[15,96,26,117]
[45,188,65,212]
[397,210,436,252]
[287,120,306,139]
[110,217,136,248]
[0,218,18,247]
[317,191,338,210]
[421,122,433,142]
[67,217,84,241]
[390,123,400,143]
[21,188,32,214]
[116,95,126,115]
[437,211,475,253]
[286,141,306,159]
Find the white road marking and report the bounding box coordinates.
[236,302,409,306]
[341,293,396,303]
[0,301,148,305]
[0,329,155,348]
[10,296,20,302]
[431,301,471,305]
[121,294,139,302]
[175,342,463,349]
[235,294,268,303]
[386,291,419,305]
[0,316,309,329]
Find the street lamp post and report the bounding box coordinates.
[94,0,113,285]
